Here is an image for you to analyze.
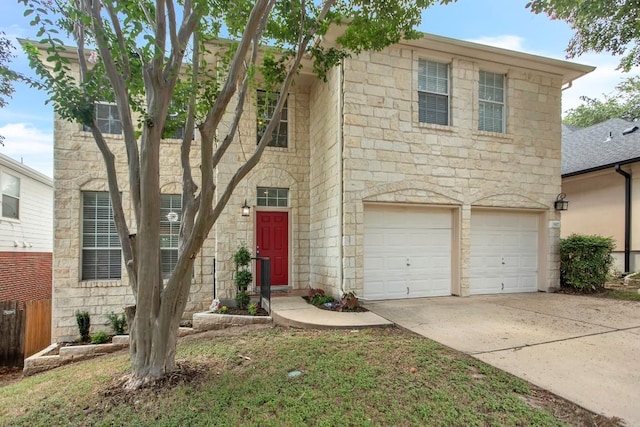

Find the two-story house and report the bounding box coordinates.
[51,32,593,341]
[0,153,53,304]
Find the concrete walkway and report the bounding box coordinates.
[365,293,640,425]
[270,296,393,329]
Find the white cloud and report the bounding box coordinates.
[560,53,640,113]
[0,122,53,178]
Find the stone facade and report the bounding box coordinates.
[51,34,592,340]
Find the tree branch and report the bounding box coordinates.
[89,125,137,295]
[104,0,131,79]
[84,0,142,228]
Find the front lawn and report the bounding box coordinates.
[0,326,620,426]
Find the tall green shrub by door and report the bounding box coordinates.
[234,244,252,309]
[560,234,615,291]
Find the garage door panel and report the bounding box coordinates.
[364,205,452,300]
[470,211,539,295]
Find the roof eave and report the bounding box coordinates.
[562,157,640,178]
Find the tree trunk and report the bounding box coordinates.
[125,270,192,389]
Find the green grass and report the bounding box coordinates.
[0,327,579,426]
[603,287,640,301]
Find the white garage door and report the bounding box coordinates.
[364,205,452,300]
[470,210,539,295]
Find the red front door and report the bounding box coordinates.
[256,211,289,286]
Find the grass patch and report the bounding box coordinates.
[0,327,618,426]
[603,287,640,301]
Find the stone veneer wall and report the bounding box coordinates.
[212,88,311,301]
[52,110,212,340]
[340,46,564,296]
[308,66,342,296]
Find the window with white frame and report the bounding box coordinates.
[1,172,20,219]
[418,59,449,125]
[82,191,121,280]
[83,103,122,135]
[257,187,289,207]
[160,194,182,280]
[256,90,288,147]
[478,71,505,133]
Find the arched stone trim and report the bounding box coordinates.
[361,182,463,206]
[160,182,182,194]
[76,175,109,191]
[471,191,549,209]
[246,167,299,191]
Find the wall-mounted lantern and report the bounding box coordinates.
[241,199,251,217]
[554,193,569,211]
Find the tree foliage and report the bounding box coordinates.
[19,0,454,387]
[527,0,640,71]
[564,76,640,127]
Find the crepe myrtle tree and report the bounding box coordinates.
[527,0,640,71]
[19,0,453,387]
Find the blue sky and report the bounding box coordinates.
[1,0,638,178]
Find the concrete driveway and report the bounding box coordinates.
[365,293,640,425]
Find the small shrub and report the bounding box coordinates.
[106,312,127,335]
[560,234,615,292]
[234,244,252,267]
[90,331,110,344]
[217,305,228,314]
[75,311,90,342]
[311,294,334,306]
[235,291,250,309]
[308,287,325,298]
[235,270,253,291]
[338,291,359,311]
[248,302,259,316]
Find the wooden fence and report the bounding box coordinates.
[0,299,51,368]
[0,301,25,367]
[24,300,52,358]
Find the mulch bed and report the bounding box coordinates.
[221,307,269,316]
[302,296,369,312]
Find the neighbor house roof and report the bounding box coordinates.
[0,153,53,187]
[562,118,640,177]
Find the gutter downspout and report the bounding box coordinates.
[615,164,631,273]
[338,60,345,295]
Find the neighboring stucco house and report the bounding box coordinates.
[51,32,593,340]
[561,119,640,273]
[0,153,53,304]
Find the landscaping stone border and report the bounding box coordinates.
[23,328,196,377]
[193,312,272,331]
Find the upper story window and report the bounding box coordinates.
[83,103,122,135]
[160,194,182,280]
[257,187,289,207]
[1,172,20,219]
[418,59,449,125]
[478,71,505,133]
[82,191,121,280]
[257,90,288,148]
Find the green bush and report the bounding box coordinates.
[75,311,90,342]
[106,312,127,335]
[235,269,253,291]
[234,244,252,267]
[560,234,615,291]
[235,291,250,310]
[311,294,334,306]
[90,331,110,344]
[248,303,259,316]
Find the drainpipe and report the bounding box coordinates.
[338,59,345,295]
[615,164,631,273]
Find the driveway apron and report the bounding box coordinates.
[365,293,640,425]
